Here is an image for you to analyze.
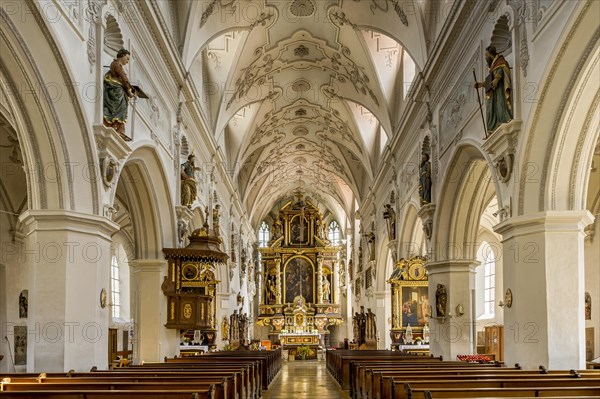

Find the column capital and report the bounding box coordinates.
[494,210,595,239]
[130,259,168,273]
[18,209,119,239]
[374,290,390,299]
[425,259,477,275]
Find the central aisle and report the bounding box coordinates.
[263,359,349,399]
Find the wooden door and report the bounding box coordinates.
[108,328,118,363]
[485,325,504,361]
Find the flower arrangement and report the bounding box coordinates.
[297,345,310,359]
[414,337,424,345]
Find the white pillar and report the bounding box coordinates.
[495,211,594,369]
[375,290,391,349]
[425,260,476,361]
[130,259,177,363]
[18,210,118,372]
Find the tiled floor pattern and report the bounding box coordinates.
[262,359,350,399]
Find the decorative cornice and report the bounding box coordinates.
[18,209,119,239]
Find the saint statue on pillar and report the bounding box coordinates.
[419,154,432,206]
[181,154,200,208]
[435,284,447,317]
[474,46,513,134]
[383,204,396,240]
[103,49,136,141]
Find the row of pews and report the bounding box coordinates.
[0,349,281,399]
[327,349,600,399]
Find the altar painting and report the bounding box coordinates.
[284,256,314,303]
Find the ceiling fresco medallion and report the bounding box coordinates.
[294,45,310,57]
[290,0,315,17]
[293,127,309,137]
[292,79,311,92]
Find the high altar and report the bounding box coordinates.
[257,193,343,347]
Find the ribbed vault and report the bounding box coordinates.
[182,0,427,225]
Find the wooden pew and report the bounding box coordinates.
[0,351,273,399]
[122,363,253,399]
[381,370,600,399]
[166,349,281,391]
[399,378,600,399]
[409,386,600,398]
[1,375,234,399]
[156,358,262,397]
[0,389,214,399]
[0,381,226,398]
[352,361,502,398]
[327,350,446,390]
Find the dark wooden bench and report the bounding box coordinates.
[327,350,446,390]
[0,351,278,399]
[381,370,600,399]
[409,386,600,398]
[399,378,600,399]
[0,389,214,399]
[117,363,253,398]
[352,361,502,398]
[1,375,233,399]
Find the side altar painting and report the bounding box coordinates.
[388,256,430,346]
[257,193,342,347]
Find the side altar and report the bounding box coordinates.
[257,193,343,346]
[387,256,430,346]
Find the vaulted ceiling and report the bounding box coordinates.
[181,0,428,226]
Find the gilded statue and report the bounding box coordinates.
[272,216,283,240]
[213,204,221,236]
[222,316,229,341]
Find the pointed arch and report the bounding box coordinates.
[517,0,600,214]
[434,143,500,262]
[115,146,176,259]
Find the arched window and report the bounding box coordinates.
[258,221,270,247]
[483,248,496,316]
[110,255,121,319]
[328,221,340,246]
[476,242,496,318]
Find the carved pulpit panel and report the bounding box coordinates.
[163,222,227,346]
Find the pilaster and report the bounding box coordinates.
[494,210,594,369]
[425,260,476,361]
[17,210,118,372]
[130,259,176,363]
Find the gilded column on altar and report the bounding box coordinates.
[317,255,324,303]
[275,258,282,304]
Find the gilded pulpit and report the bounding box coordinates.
[388,256,429,347]
[162,218,228,346]
[257,193,343,346]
